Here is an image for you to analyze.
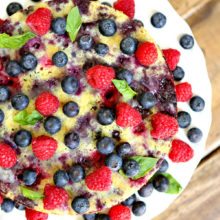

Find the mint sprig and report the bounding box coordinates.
[21,186,44,200]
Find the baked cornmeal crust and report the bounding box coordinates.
[0,0,177,215]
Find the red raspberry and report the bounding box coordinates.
[25,209,48,220]
[26,8,52,36]
[162,49,181,71]
[175,82,193,102]
[0,143,17,168]
[32,136,58,161]
[101,85,121,107]
[135,42,158,66]
[85,166,112,191]
[0,194,3,205]
[169,139,194,162]
[86,65,115,90]
[35,91,60,116]
[43,184,69,210]
[151,113,178,139]
[116,103,142,127]
[113,0,135,19]
[109,204,131,220]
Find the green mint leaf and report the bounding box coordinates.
[112,79,137,101]
[0,32,36,49]
[21,187,44,200]
[66,6,82,42]
[161,173,182,194]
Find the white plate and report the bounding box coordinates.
[0,0,212,219]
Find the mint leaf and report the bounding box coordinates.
[14,110,43,126]
[66,6,82,42]
[21,187,44,200]
[161,173,182,194]
[0,32,36,49]
[112,79,137,101]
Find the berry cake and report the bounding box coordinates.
[0,0,192,218]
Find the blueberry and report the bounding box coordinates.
[116,69,133,85]
[122,159,140,177]
[14,129,32,148]
[63,101,79,117]
[151,12,167,28]
[105,153,122,172]
[95,43,109,56]
[153,174,169,192]
[20,53,38,71]
[97,108,115,125]
[180,34,194,49]
[120,37,138,55]
[84,214,96,220]
[158,159,169,173]
[96,137,115,155]
[0,109,4,123]
[52,51,68,67]
[61,76,79,94]
[187,127,203,143]
[78,35,94,50]
[31,0,41,2]
[172,66,185,81]
[0,86,10,102]
[44,116,61,134]
[6,61,22,77]
[71,197,90,214]
[15,203,25,211]
[11,93,29,110]
[99,19,117,37]
[138,182,153,197]
[6,2,23,16]
[132,201,146,216]
[190,96,205,112]
[138,92,157,109]
[22,170,37,186]
[116,142,132,157]
[101,2,112,7]
[51,17,66,35]
[64,132,80,149]
[53,170,69,187]
[1,198,14,213]
[95,214,110,220]
[177,111,191,128]
[122,194,136,206]
[69,164,85,183]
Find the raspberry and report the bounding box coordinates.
[109,204,131,220]
[0,194,3,205]
[162,49,181,71]
[175,82,193,102]
[26,8,52,36]
[0,143,17,168]
[35,91,60,116]
[43,184,69,210]
[25,209,48,220]
[135,42,158,66]
[86,65,115,90]
[116,103,142,127]
[169,139,194,162]
[101,85,121,107]
[32,136,58,161]
[113,0,135,19]
[151,113,178,139]
[85,166,112,191]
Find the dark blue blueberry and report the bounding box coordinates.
[138,182,153,197]
[177,111,191,128]
[122,159,140,177]
[187,127,203,143]
[1,198,15,213]
[97,108,115,125]
[15,203,25,211]
[132,201,146,216]
[116,142,131,157]
[153,174,169,192]
[63,101,79,117]
[95,214,110,220]
[96,137,115,155]
[0,109,4,124]
[22,170,37,186]
[122,194,136,206]
[134,19,144,27]
[0,86,10,102]
[61,76,79,94]
[6,61,22,77]
[95,43,109,56]
[78,35,94,50]
[53,170,69,187]
[105,153,122,172]
[151,12,167,28]
[101,2,112,7]
[116,69,133,85]
[51,17,66,35]
[71,197,90,214]
[11,93,29,110]
[20,53,38,71]
[52,51,68,67]
[138,92,157,109]
[99,19,117,37]
[69,164,85,183]
[6,2,23,16]
[14,129,32,148]
[64,132,80,149]
[158,159,169,173]
[190,96,205,112]
[120,37,138,55]
[44,116,61,134]
[84,214,96,220]
[180,34,194,49]
[172,66,185,81]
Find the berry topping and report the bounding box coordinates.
[99,19,117,37]
[132,201,146,216]
[109,204,131,220]
[25,209,48,220]
[153,174,169,192]
[116,69,133,85]
[35,92,60,116]
[0,195,3,205]
[15,203,25,211]
[61,76,79,94]
[116,142,132,157]
[52,51,68,67]
[135,42,158,66]
[1,198,14,213]
[138,92,157,109]
[105,153,123,172]
[151,112,178,139]
[138,182,154,197]
[69,164,85,183]
[22,170,37,186]
[122,194,136,206]
[63,101,79,117]
[0,109,4,123]
[11,93,29,110]
[158,159,169,173]
[32,135,58,161]
[53,170,69,187]
[177,111,191,128]
[64,132,80,150]
[0,86,10,102]
[96,214,110,220]
[122,159,140,177]
[114,0,135,19]
[95,43,109,56]
[86,65,115,90]
[6,61,22,77]
[151,12,167,28]
[20,53,38,71]
[172,66,185,81]
[71,197,90,214]
[51,17,66,35]
[83,214,96,220]
[14,129,32,148]
[190,96,205,112]
[0,143,17,168]
[96,136,115,155]
[85,166,112,191]
[169,139,194,163]
[6,2,22,16]
[180,34,194,49]
[187,127,203,143]
[78,35,94,50]
[116,103,142,128]
[26,8,52,36]
[97,107,115,125]
[120,37,138,55]
[162,49,181,71]
[44,116,61,135]
[175,82,193,102]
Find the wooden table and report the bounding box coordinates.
[155,0,220,219]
